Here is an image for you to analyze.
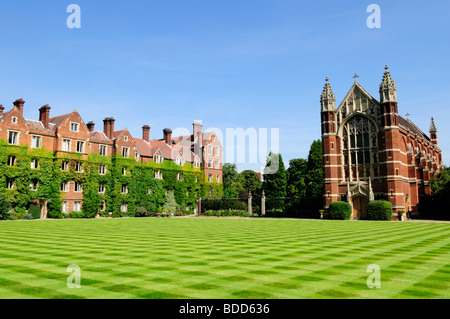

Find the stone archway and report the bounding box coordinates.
[351,196,369,219]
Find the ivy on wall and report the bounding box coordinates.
[0,140,223,219]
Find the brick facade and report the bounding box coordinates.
[321,67,443,220]
[0,101,223,216]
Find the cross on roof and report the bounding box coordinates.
[406,113,411,120]
[353,73,359,82]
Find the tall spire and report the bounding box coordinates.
[379,65,397,103]
[321,77,336,112]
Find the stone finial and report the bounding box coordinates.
[321,77,336,111]
[430,117,437,133]
[379,65,397,103]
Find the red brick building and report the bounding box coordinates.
[321,66,443,220]
[0,100,222,215]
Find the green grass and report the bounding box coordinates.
[0,218,449,299]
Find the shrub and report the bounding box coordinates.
[69,211,85,219]
[28,204,41,219]
[367,200,393,221]
[329,201,352,220]
[135,207,147,217]
[0,194,12,220]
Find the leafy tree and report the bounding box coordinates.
[238,170,262,196]
[222,163,242,198]
[305,139,324,198]
[0,193,12,220]
[286,158,308,199]
[263,153,287,198]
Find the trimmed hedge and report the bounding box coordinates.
[329,201,352,220]
[367,200,393,221]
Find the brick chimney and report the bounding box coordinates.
[109,118,115,139]
[142,125,150,142]
[13,99,25,115]
[87,121,95,132]
[163,128,172,145]
[0,105,4,116]
[193,120,203,141]
[103,117,111,138]
[39,105,51,129]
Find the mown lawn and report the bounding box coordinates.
[0,217,448,299]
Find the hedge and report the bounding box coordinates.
[367,200,393,221]
[329,201,352,220]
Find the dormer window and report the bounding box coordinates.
[176,156,185,166]
[154,154,163,164]
[70,122,79,132]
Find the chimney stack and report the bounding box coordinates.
[193,120,203,141]
[142,125,150,142]
[39,105,51,129]
[0,105,4,116]
[13,99,25,115]
[87,121,95,132]
[163,128,172,145]
[103,118,111,138]
[109,118,115,139]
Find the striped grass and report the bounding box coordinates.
[0,218,449,299]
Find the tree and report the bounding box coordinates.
[222,163,242,198]
[286,158,308,199]
[238,170,262,196]
[305,139,324,198]
[263,153,287,198]
[0,193,12,220]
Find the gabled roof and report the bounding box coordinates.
[337,81,380,112]
[48,113,71,129]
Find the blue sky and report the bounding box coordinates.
[1,1,449,172]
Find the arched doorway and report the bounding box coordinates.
[351,196,369,219]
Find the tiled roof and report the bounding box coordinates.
[112,130,123,139]
[48,113,70,129]
[398,116,430,141]
[90,131,109,141]
[134,138,198,163]
[25,119,45,131]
